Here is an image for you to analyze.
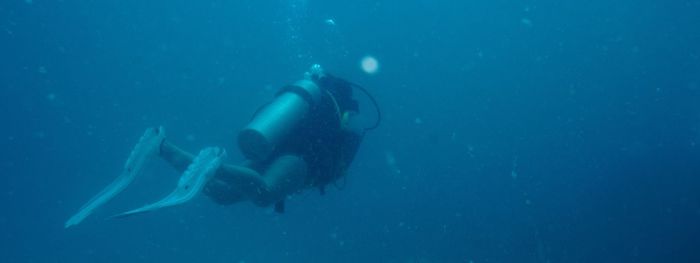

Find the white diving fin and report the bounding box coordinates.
[64,127,165,228]
[111,147,226,218]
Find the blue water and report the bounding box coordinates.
[1,0,699,262]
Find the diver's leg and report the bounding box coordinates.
[249,155,308,206]
[206,155,307,207]
[160,140,252,204]
[159,140,195,173]
[203,164,263,205]
[161,141,307,206]
[253,155,308,207]
[160,140,261,177]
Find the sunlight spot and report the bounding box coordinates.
[360,55,379,74]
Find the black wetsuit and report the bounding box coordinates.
[256,74,364,190]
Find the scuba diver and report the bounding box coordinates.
[65,65,380,228]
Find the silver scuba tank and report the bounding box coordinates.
[238,79,322,161]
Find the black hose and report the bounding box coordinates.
[349,82,382,132]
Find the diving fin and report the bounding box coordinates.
[65,127,165,228]
[111,147,226,218]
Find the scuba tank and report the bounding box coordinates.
[238,79,322,161]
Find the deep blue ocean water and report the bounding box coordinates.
[1,0,699,262]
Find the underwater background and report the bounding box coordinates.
[1,0,699,262]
